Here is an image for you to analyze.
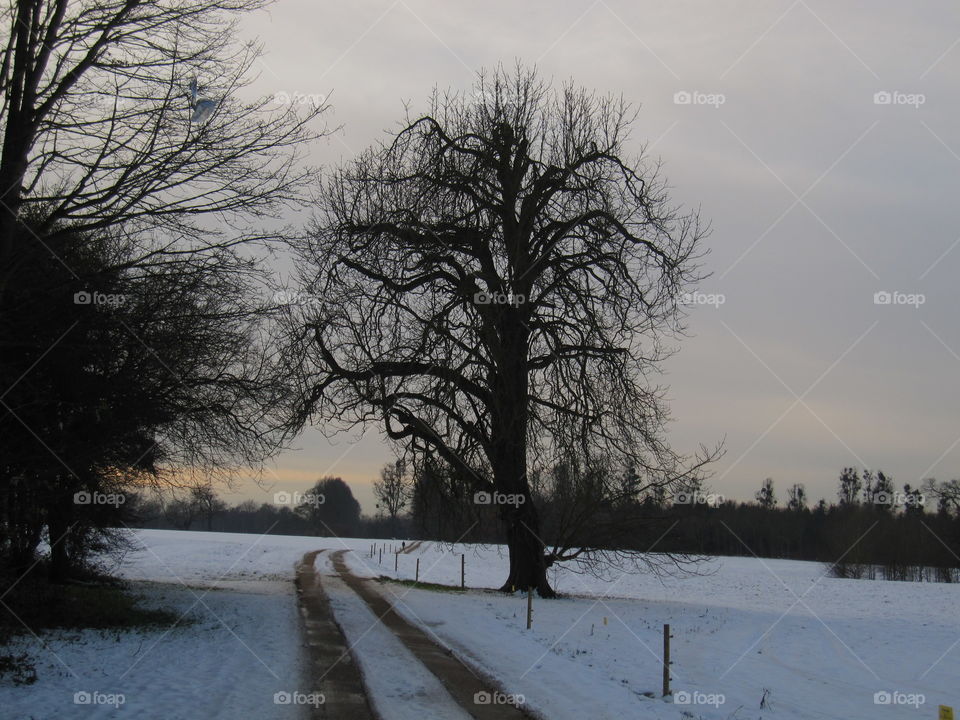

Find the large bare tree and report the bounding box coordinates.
[286,66,712,596]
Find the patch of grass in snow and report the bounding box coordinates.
[0,577,183,634]
[381,577,467,593]
[0,576,186,685]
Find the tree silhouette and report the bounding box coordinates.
[285,65,713,596]
[373,460,411,535]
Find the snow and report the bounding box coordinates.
[0,530,313,720]
[314,551,473,720]
[3,529,958,719]
[355,542,960,719]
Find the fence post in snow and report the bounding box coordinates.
[461,554,465,589]
[379,547,382,564]
[526,588,533,629]
[394,551,398,573]
[415,557,420,583]
[662,624,672,697]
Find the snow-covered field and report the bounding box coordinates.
[2,529,958,719]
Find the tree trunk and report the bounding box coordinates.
[491,311,555,597]
[499,497,555,597]
[46,499,72,584]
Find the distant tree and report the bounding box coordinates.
[373,460,411,535]
[924,479,960,517]
[787,483,807,511]
[165,498,199,531]
[297,477,361,537]
[284,65,715,596]
[863,470,895,510]
[902,483,925,516]
[190,484,227,531]
[755,478,777,510]
[838,467,862,507]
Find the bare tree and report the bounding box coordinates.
[838,467,862,507]
[529,456,703,582]
[755,478,777,510]
[0,0,323,579]
[373,460,410,534]
[189,483,226,531]
[285,65,715,596]
[923,478,960,516]
[0,0,324,297]
[787,483,807,511]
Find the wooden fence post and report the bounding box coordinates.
[662,623,671,697]
[415,557,420,582]
[461,554,465,589]
[526,589,533,629]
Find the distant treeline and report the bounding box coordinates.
[130,467,960,583]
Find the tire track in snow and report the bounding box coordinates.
[329,549,532,720]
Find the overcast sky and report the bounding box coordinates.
[227,0,960,514]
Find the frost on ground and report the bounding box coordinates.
[2,529,958,719]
